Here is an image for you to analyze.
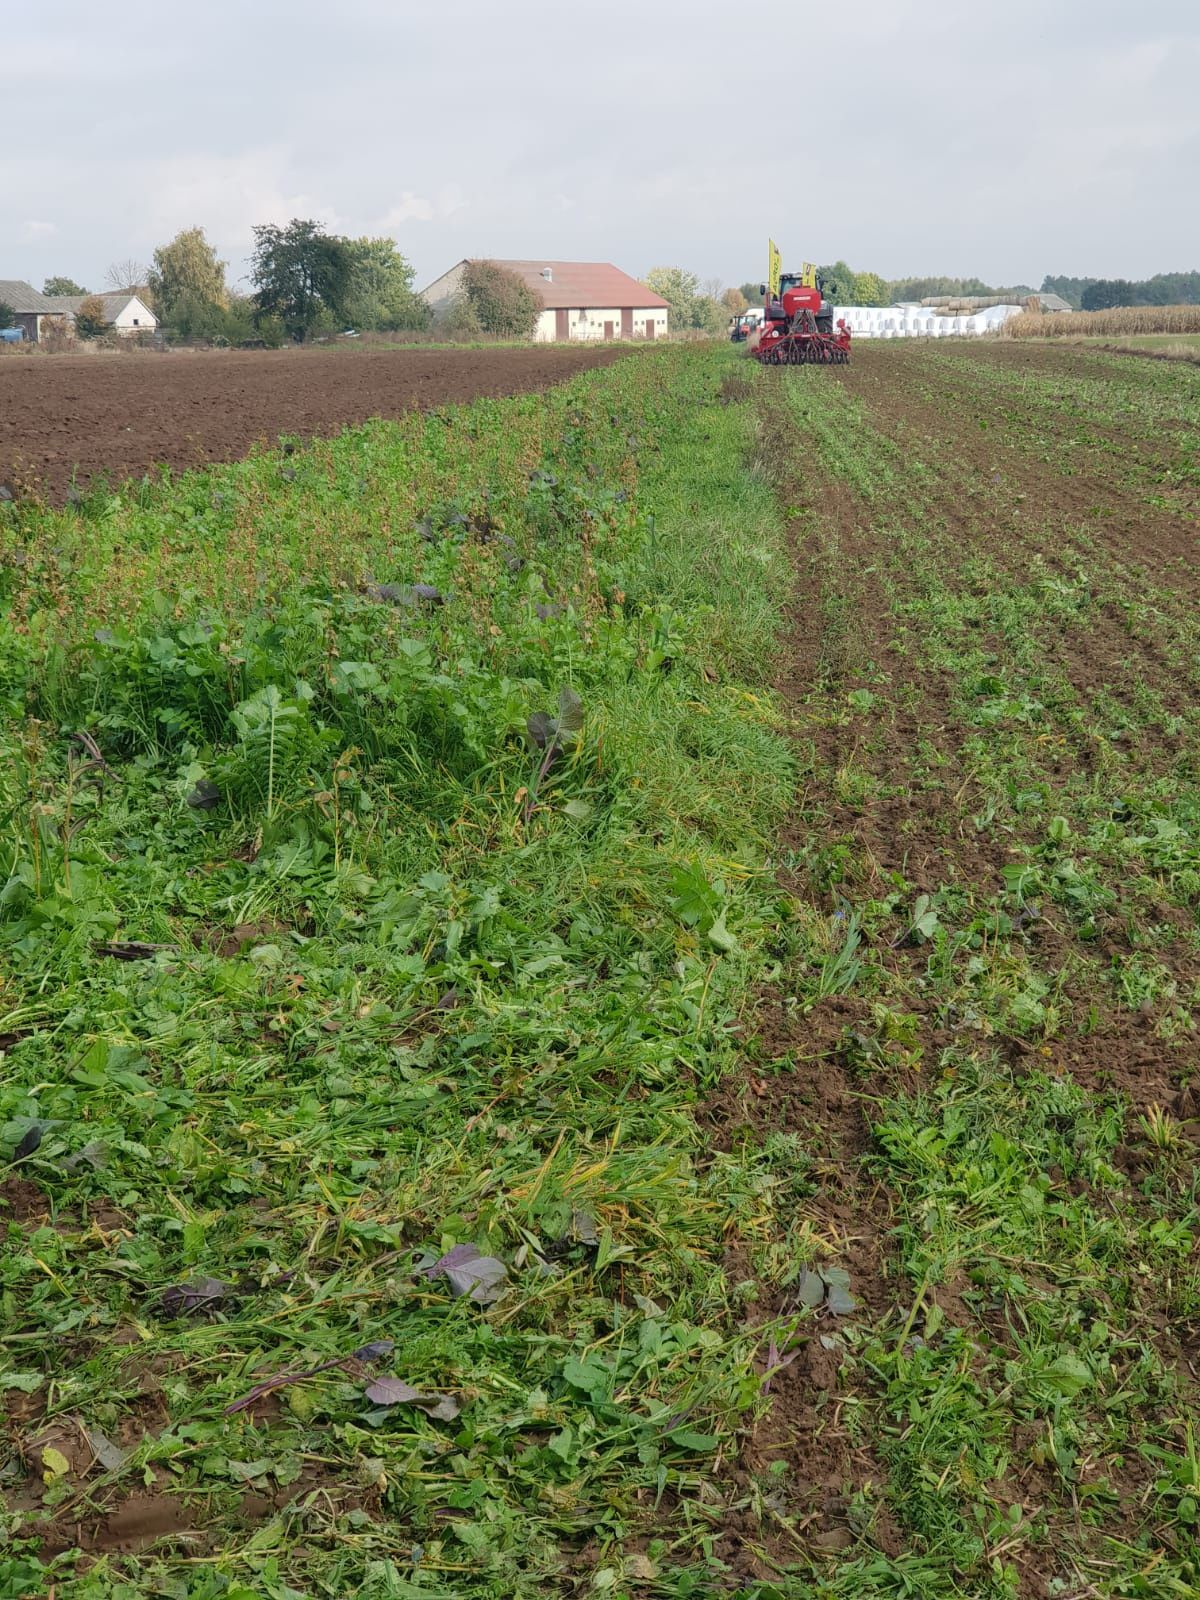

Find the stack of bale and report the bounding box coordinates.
[919,294,1023,318]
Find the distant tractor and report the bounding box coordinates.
[729,309,764,343]
[751,270,851,365]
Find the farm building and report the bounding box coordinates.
[47,292,159,335]
[421,260,669,341]
[0,280,68,343]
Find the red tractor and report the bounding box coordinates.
[729,309,763,343]
[750,271,851,365]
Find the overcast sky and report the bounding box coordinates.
[4,0,1198,295]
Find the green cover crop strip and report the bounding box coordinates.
[0,349,797,1597]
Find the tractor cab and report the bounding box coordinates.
[771,273,838,336]
[778,273,833,334]
[762,274,820,324]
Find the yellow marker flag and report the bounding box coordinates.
[800,261,818,290]
[768,239,781,301]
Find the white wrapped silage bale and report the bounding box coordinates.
[983,304,1020,329]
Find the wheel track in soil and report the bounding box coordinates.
[701,440,906,1584]
[711,344,1200,1596]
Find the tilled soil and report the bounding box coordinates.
[0,344,633,501]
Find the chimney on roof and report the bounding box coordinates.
[541,267,553,282]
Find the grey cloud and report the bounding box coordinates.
[2,0,1197,293]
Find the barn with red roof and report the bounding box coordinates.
[420,259,669,342]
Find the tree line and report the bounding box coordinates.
[728,264,1198,312]
[29,225,562,344]
[735,265,1200,311]
[720,264,1036,311]
[1043,271,1200,311]
[171,222,435,343]
[28,224,432,344]
[23,231,1200,345]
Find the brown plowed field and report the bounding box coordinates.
[0,344,632,500]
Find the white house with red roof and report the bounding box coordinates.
[420,259,669,342]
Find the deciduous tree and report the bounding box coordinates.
[722,287,748,313]
[168,292,230,342]
[851,271,886,305]
[223,293,267,345]
[644,266,700,330]
[1040,275,1095,310]
[885,274,993,303]
[43,276,87,298]
[1081,279,1136,311]
[75,295,108,338]
[442,295,483,339]
[695,296,728,336]
[251,219,352,342]
[817,261,857,304]
[644,267,735,336]
[460,261,540,338]
[0,300,16,329]
[105,259,150,294]
[342,237,429,331]
[1079,272,1200,310]
[1140,271,1200,305]
[149,228,228,325]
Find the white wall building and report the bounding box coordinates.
[421,260,669,341]
[48,292,158,335]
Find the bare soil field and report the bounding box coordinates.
[0,343,632,500]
